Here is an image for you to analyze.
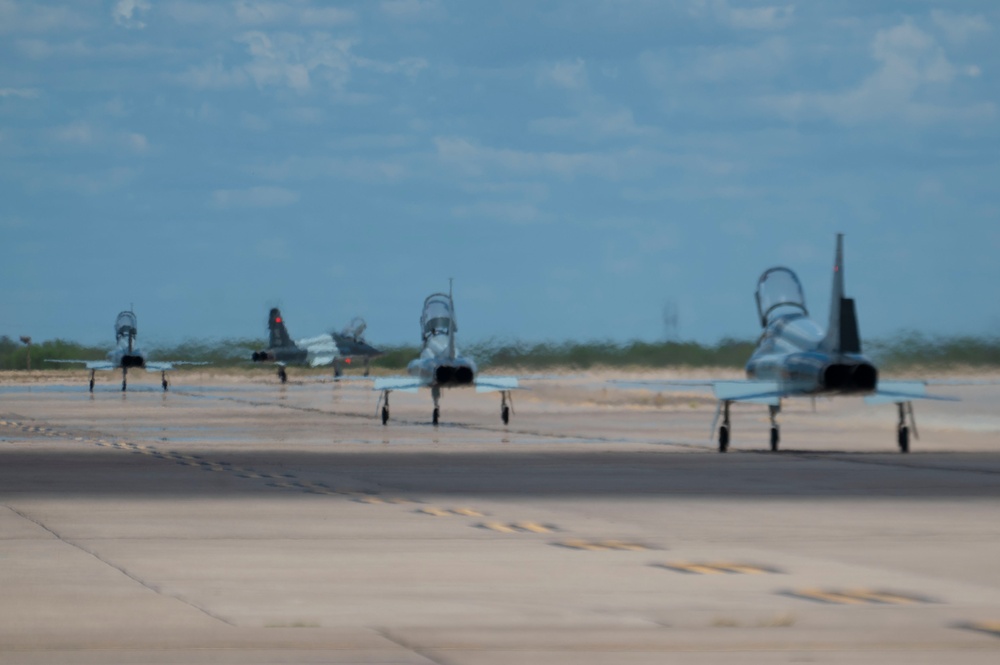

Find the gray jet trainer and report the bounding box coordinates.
[251,308,383,383]
[46,309,204,392]
[374,282,519,426]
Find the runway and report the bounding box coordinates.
[2,372,999,663]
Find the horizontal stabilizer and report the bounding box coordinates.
[146,361,207,372]
[712,380,784,405]
[864,381,958,405]
[475,376,519,393]
[45,359,115,371]
[373,377,423,393]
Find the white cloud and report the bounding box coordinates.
[713,1,794,30]
[125,132,148,152]
[51,121,94,145]
[451,201,551,225]
[538,58,589,90]
[0,87,39,99]
[113,0,151,29]
[931,11,991,45]
[234,1,356,26]
[380,0,445,21]
[212,186,300,208]
[0,0,92,34]
[763,20,994,126]
[177,56,250,89]
[434,136,658,181]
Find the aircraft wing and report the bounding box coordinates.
[611,379,784,404]
[474,376,520,393]
[865,381,959,405]
[145,361,208,372]
[373,377,426,393]
[45,359,116,371]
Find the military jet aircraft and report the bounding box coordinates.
[374,283,518,425]
[621,235,953,453]
[250,308,382,383]
[46,309,203,392]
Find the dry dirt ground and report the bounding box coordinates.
[2,369,999,664]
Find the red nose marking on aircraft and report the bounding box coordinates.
[834,266,839,272]
[345,358,352,364]
[275,317,282,323]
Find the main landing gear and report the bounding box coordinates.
[717,400,731,453]
[501,390,512,425]
[277,367,288,384]
[379,391,390,425]
[769,403,781,452]
[363,358,371,378]
[89,369,96,393]
[897,401,916,453]
[334,360,342,379]
[121,367,128,392]
[432,386,441,426]
[161,370,169,392]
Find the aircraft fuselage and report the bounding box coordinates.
[745,313,877,395]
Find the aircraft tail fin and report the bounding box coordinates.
[822,234,862,354]
[447,279,457,360]
[268,308,293,349]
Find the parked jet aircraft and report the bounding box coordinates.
[250,308,382,383]
[374,283,518,425]
[46,309,203,392]
[621,235,953,453]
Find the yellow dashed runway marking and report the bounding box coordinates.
[418,507,485,518]
[657,561,780,575]
[785,588,934,605]
[959,621,1000,638]
[478,521,556,534]
[554,539,651,551]
[355,495,415,505]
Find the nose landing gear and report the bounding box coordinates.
[769,403,781,452]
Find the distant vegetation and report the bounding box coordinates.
[3,333,1000,372]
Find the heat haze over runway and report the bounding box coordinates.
[2,372,999,664]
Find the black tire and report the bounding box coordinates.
[122,381,127,392]
[89,379,95,392]
[718,425,729,453]
[381,406,389,425]
[502,405,510,425]
[278,368,287,384]
[162,380,169,391]
[898,426,909,453]
[432,408,440,426]
[770,427,779,452]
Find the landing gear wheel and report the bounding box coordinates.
[502,405,510,425]
[898,426,909,453]
[89,378,95,392]
[770,426,779,452]
[121,381,127,392]
[278,367,287,384]
[718,425,729,453]
[162,379,169,391]
[432,408,440,426]
[381,406,389,425]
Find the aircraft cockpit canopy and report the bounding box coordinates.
[420,294,455,339]
[341,316,368,341]
[115,310,138,341]
[755,268,808,327]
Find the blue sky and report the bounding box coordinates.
[2,1,998,347]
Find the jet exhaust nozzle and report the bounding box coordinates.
[434,364,475,386]
[251,351,274,362]
[823,363,877,393]
[121,355,145,368]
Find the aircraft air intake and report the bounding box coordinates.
[251,351,275,362]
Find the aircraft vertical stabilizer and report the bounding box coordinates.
[822,234,862,354]
[447,280,457,360]
[268,308,293,349]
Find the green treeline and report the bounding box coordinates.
[3,333,1000,372]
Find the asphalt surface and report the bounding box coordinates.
[2,372,999,663]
